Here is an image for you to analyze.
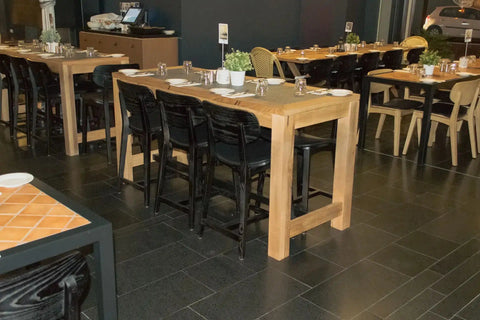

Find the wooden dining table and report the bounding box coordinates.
[0,45,129,156]
[112,67,359,260]
[0,178,117,319]
[276,44,420,77]
[358,67,480,166]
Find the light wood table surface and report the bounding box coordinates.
[0,45,129,156]
[112,67,359,260]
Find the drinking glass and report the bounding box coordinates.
[313,44,319,51]
[277,47,284,55]
[86,47,95,57]
[393,41,399,47]
[328,47,336,54]
[17,40,24,47]
[285,46,291,53]
[183,60,192,74]
[449,62,458,74]
[360,41,366,48]
[255,79,268,96]
[294,78,307,96]
[157,62,167,77]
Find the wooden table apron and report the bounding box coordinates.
[0,47,129,156]
[0,179,117,320]
[358,70,480,166]
[112,70,359,260]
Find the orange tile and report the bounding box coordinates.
[5,194,36,204]
[0,227,30,241]
[23,228,61,242]
[36,216,71,229]
[8,215,43,228]
[0,187,16,194]
[0,204,26,214]
[0,215,15,227]
[67,217,91,229]
[32,195,57,205]
[0,241,18,250]
[17,185,40,194]
[48,205,76,216]
[21,204,55,215]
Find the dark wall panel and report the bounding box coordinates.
[181,0,300,68]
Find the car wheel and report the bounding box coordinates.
[427,25,442,35]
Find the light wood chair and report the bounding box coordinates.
[402,79,480,166]
[367,69,423,156]
[250,47,285,79]
[400,36,428,48]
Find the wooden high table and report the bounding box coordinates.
[0,45,129,156]
[112,68,359,260]
[0,179,117,319]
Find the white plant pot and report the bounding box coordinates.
[216,68,230,84]
[46,42,58,53]
[424,65,435,76]
[230,71,246,86]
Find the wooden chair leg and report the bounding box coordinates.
[103,99,112,164]
[449,123,458,166]
[476,110,480,152]
[393,112,401,157]
[416,117,422,144]
[467,118,477,158]
[428,121,438,147]
[375,114,386,139]
[403,113,417,155]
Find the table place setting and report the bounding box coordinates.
[307,88,353,96]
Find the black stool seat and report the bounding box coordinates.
[432,102,467,117]
[383,98,423,110]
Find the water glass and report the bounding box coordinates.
[360,41,366,48]
[32,39,39,48]
[416,67,426,79]
[409,64,418,74]
[157,62,167,77]
[459,57,468,69]
[294,78,307,96]
[86,47,95,57]
[285,46,291,53]
[202,70,214,85]
[449,62,458,74]
[183,60,192,74]
[277,47,283,55]
[255,79,268,96]
[328,47,336,54]
[17,40,24,47]
[313,44,319,51]
[393,41,399,47]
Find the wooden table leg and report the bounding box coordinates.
[287,62,302,77]
[59,65,79,156]
[268,114,295,260]
[331,100,358,230]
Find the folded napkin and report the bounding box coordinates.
[394,69,410,73]
[222,93,256,98]
[43,55,65,59]
[307,89,329,96]
[127,72,155,77]
[172,82,202,87]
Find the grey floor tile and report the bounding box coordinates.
[352,311,383,320]
[431,272,480,319]
[308,223,398,267]
[116,242,204,294]
[432,253,480,295]
[386,289,443,320]
[302,260,409,319]
[270,251,344,287]
[163,308,207,320]
[458,293,480,320]
[117,272,213,320]
[184,255,254,291]
[223,239,272,272]
[114,222,184,262]
[396,231,459,259]
[368,270,442,318]
[430,239,480,274]
[352,194,400,216]
[260,297,339,320]
[180,229,237,258]
[420,210,480,243]
[417,312,447,320]
[191,268,309,320]
[368,244,436,277]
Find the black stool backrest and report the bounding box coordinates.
[92,63,139,89]
[0,251,89,320]
[9,57,30,94]
[357,51,380,76]
[0,54,13,86]
[27,60,58,96]
[382,49,403,69]
[406,47,425,64]
[117,80,158,132]
[307,58,334,86]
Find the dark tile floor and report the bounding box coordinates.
[1,113,480,320]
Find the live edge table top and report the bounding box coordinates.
[0,184,91,251]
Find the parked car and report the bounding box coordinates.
[423,6,480,38]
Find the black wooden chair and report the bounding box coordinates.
[354,51,380,92]
[199,100,270,259]
[9,57,31,143]
[117,80,162,207]
[330,54,357,89]
[306,58,334,87]
[379,49,403,69]
[406,47,426,64]
[0,54,14,131]
[82,63,139,163]
[153,89,208,230]
[0,251,89,320]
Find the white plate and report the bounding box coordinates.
[210,88,235,95]
[0,173,34,188]
[266,78,285,85]
[166,78,188,85]
[457,72,474,77]
[0,45,9,49]
[119,69,139,76]
[17,49,31,53]
[330,89,352,97]
[420,78,441,83]
[296,57,309,61]
[38,53,53,57]
[369,50,380,52]
[325,54,337,57]
[164,30,175,35]
[109,53,125,58]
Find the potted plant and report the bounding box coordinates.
[224,49,253,86]
[419,50,441,76]
[40,29,61,53]
[345,33,360,52]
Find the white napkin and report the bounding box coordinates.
[172,82,202,87]
[394,69,410,73]
[222,93,256,98]
[127,72,155,77]
[43,55,65,59]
